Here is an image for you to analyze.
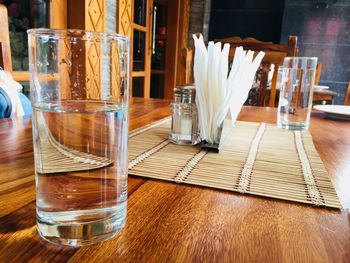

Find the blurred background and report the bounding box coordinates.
[1,0,349,103]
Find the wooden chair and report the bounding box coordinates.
[215,36,298,57]
[314,63,322,85]
[220,36,298,107]
[312,63,339,105]
[183,48,193,85]
[0,4,29,81]
[183,35,298,107]
[344,81,350,105]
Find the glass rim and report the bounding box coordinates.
[284,56,318,61]
[27,28,129,42]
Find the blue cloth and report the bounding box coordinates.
[0,86,31,118]
[0,87,12,118]
[18,92,32,116]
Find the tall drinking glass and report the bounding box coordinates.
[277,57,318,130]
[28,29,129,246]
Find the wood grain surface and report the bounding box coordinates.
[0,98,349,262]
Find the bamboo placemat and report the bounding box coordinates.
[128,118,341,208]
[36,112,113,173]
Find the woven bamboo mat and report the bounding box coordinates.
[36,112,113,174]
[128,118,341,208]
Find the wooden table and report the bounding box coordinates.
[1,98,349,262]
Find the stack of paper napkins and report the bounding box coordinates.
[192,34,265,144]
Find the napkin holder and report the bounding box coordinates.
[200,119,231,153]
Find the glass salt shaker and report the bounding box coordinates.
[169,85,201,145]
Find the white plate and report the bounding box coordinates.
[314,85,330,90]
[314,105,350,121]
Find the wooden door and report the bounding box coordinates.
[118,0,153,98]
[151,0,189,99]
[130,0,153,98]
[118,0,189,99]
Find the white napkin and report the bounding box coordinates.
[192,34,265,144]
[0,70,25,117]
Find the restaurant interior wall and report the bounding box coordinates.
[281,0,350,104]
[188,0,211,46]
[208,0,285,43]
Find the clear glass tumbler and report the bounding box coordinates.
[28,29,129,246]
[277,57,318,130]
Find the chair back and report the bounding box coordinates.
[314,63,322,85]
[344,81,350,105]
[218,36,298,107]
[183,48,193,85]
[0,4,12,72]
[215,36,298,57]
[183,35,298,107]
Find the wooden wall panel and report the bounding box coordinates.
[118,0,132,100]
[51,0,67,29]
[110,42,121,100]
[85,0,106,32]
[85,41,102,99]
[118,0,132,37]
[58,40,72,100]
[67,0,85,29]
[85,0,106,99]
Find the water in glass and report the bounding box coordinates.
[33,100,128,246]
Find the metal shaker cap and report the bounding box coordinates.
[174,85,196,103]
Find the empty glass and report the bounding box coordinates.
[277,57,318,130]
[28,29,129,246]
